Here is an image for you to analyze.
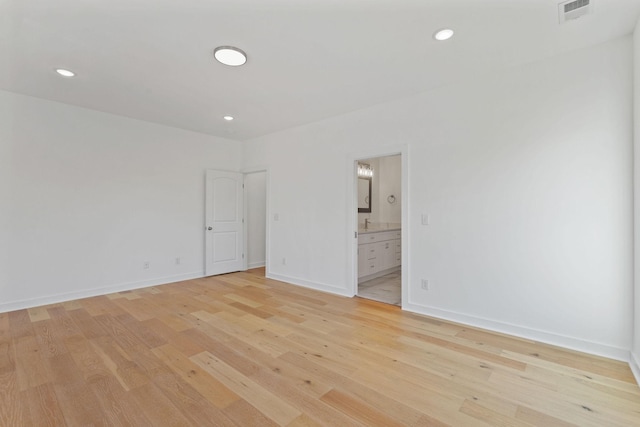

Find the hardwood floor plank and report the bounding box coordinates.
[0,337,14,375]
[224,292,264,308]
[142,318,205,356]
[222,399,279,427]
[8,309,34,340]
[152,343,241,409]
[487,368,635,426]
[92,313,142,350]
[282,333,363,377]
[506,348,639,389]
[194,329,367,426]
[152,369,239,427]
[278,351,428,426]
[121,343,168,379]
[67,308,108,340]
[320,388,405,427]
[89,376,152,426]
[0,312,9,342]
[286,414,324,427]
[80,295,127,317]
[90,335,149,391]
[47,353,105,426]
[276,389,369,427]
[129,382,195,426]
[116,312,167,349]
[332,325,494,385]
[1,268,638,426]
[112,295,163,321]
[27,306,51,323]
[557,370,640,405]
[229,301,275,319]
[400,333,527,371]
[14,334,51,390]
[348,360,473,425]
[60,299,83,312]
[64,334,112,384]
[159,312,194,332]
[24,383,66,427]
[459,398,530,427]
[0,371,29,426]
[33,319,69,359]
[193,320,366,425]
[191,350,302,426]
[515,404,579,427]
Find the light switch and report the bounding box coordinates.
[274,213,279,221]
[421,214,429,225]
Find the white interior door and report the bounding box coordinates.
[205,170,244,276]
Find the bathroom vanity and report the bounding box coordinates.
[357,225,401,281]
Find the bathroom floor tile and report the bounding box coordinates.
[357,271,401,306]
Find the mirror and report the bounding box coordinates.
[358,177,372,213]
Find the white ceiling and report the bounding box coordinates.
[2,0,640,141]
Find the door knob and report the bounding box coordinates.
[207,226,213,230]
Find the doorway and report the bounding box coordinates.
[355,154,402,306]
[205,169,268,277]
[244,170,267,270]
[204,169,245,276]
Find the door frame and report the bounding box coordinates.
[242,166,270,273]
[348,145,409,307]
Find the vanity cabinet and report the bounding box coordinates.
[358,230,401,279]
[358,242,379,277]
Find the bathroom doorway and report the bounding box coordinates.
[355,154,402,306]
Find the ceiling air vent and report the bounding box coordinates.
[559,0,592,24]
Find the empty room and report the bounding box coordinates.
[3,0,640,425]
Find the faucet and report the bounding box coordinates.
[365,218,370,229]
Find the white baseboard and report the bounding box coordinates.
[266,272,352,298]
[0,271,205,313]
[630,352,640,385]
[248,261,266,269]
[403,301,630,362]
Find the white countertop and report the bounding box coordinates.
[358,223,401,234]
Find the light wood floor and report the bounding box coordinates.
[1,268,639,426]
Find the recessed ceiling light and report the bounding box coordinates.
[433,29,454,41]
[55,68,75,77]
[223,115,234,121]
[213,46,247,66]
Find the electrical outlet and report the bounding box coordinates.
[282,257,286,265]
[143,262,150,270]
[175,257,181,265]
[421,279,429,290]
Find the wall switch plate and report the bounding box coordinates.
[421,214,429,225]
[282,257,286,265]
[143,262,150,270]
[175,257,181,265]
[421,279,429,290]
[274,213,279,221]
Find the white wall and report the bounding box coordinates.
[244,36,634,360]
[0,90,242,311]
[377,155,401,224]
[245,171,267,268]
[632,18,640,380]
